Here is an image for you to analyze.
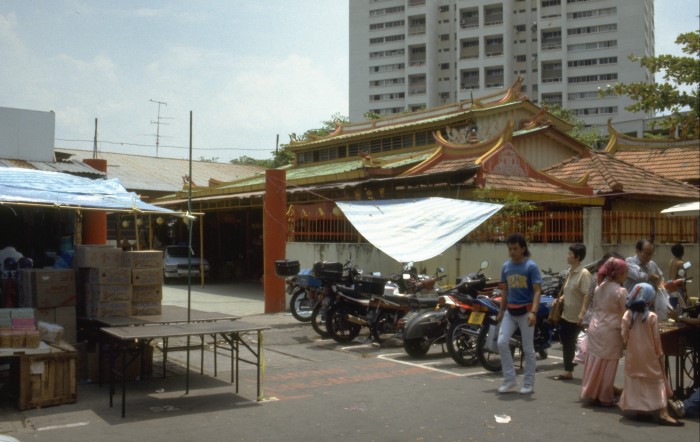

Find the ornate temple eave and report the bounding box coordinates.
[604,118,700,152]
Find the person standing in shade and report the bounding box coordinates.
[553,243,592,381]
[496,233,543,395]
[619,283,684,426]
[581,257,628,407]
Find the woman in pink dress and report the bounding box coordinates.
[580,257,628,406]
[619,283,684,426]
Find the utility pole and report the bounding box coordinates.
[93,118,98,159]
[149,99,169,157]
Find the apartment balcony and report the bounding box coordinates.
[409,0,425,6]
[460,17,479,29]
[542,39,562,51]
[460,47,480,59]
[409,58,426,67]
[409,25,426,35]
[461,82,480,90]
[485,45,504,57]
[409,88,427,96]
[485,76,504,88]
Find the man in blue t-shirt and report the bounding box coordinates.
[496,233,542,395]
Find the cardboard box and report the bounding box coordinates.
[121,250,163,269]
[74,245,122,269]
[55,306,77,344]
[86,267,131,285]
[131,268,163,286]
[131,285,163,303]
[93,301,131,318]
[18,269,76,308]
[131,302,162,316]
[10,308,35,318]
[86,284,132,303]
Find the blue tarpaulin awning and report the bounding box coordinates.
[0,167,174,213]
[336,197,503,262]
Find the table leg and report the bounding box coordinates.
[200,334,204,375]
[109,336,115,408]
[162,337,168,378]
[121,341,127,418]
[213,333,218,377]
[257,330,263,401]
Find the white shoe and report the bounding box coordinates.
[519,385,534,395]
[668,399,685,417]
[498,380,518,394]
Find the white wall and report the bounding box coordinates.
[286,241,699,293]
[0,107,55,161]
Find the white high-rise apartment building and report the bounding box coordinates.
[349,0,655,129]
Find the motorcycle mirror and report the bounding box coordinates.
[683,261,692,270]
[480,260,489,270]
[437,267,445,273]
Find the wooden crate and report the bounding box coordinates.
[17,343,77,410]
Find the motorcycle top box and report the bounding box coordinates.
[275,259,300,277]
[354,274,387,295]
[312,261,344,282]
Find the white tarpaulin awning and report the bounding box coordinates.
[661,201,700,216]
[336,197,503,262]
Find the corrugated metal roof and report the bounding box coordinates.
[0,158,106,176]
[56,149,265,193]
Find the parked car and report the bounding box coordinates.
[163,245,210,282]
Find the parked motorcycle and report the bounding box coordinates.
[285,268,324,322]
[400,261,494,359]
[473,291,555,372]
[308,260,363,338]
[326,264,447,344]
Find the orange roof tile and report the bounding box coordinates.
[544,151,700,199]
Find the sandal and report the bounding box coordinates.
[658,417,685,427]
[553,375,573,381]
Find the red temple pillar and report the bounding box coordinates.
[263,169,287,313]
[82,159,108,244]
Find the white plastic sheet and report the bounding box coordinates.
[336,197,503,262]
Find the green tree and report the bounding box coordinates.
[229,155,273,168]
[601,30,700,138]
[546,104,608,149]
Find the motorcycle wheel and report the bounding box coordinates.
[290,287,313,322]
[446,321,479,366]
[310,302,330,338]
[475,320,504,372]
[403,338,431,358]
[370,309,399,344]
[326,303,362,343]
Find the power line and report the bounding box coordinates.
[54,137,274,151]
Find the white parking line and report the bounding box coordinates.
[377,352,564,377]
[37,422,90,431]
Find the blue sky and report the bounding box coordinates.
[0,1,697,162]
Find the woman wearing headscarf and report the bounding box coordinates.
[619,283,684,426]
[580,257,628,406]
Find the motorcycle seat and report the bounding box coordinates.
[382,293,437,308]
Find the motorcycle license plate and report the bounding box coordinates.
[468,312,485,325]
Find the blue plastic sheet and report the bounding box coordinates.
[0,167,173,213]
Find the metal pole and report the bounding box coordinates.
[186,110,193,394]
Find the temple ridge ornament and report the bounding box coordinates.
[446,126,469,144]
[491,148,527,177]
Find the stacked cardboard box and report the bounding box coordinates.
[123,251,163,315]
[0,308,40,349]
[17,269,77,343]
[75,245,132,320]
